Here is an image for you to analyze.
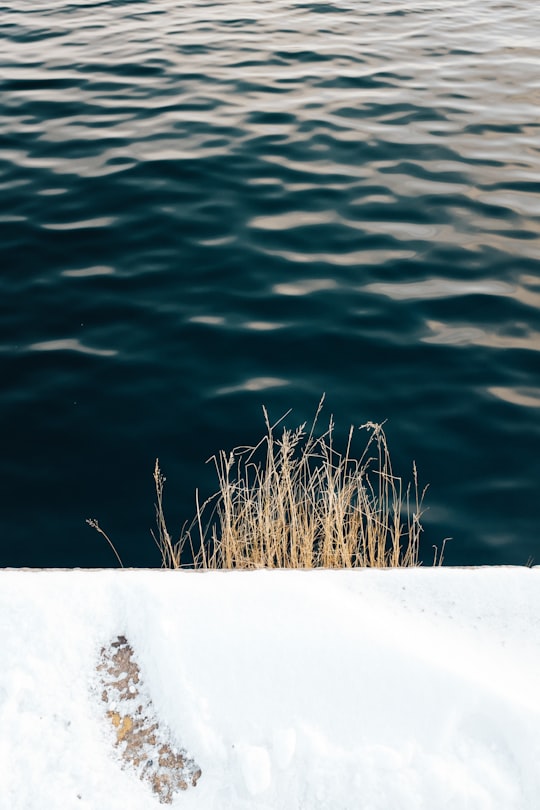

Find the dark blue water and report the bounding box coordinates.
[1,0,539,567]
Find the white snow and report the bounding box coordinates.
[1,567,540,809]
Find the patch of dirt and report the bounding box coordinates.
[97,635,201,804]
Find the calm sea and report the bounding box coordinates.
[1,0,539,567]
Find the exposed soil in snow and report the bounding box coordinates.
[97,635,201,803]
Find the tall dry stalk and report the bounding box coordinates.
[158,400,429,569]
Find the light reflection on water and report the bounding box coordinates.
[0,0,539,566]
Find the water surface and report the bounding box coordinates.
[1,0,539,566]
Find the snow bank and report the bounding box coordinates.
[1,568,539,809]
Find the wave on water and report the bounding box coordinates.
[1,0,539,566]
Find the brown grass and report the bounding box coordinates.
[152,398,430,570]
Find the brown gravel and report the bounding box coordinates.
[96,635,201,804]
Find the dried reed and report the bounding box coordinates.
[156,399,428,569]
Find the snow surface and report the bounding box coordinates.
[1,567,540,810]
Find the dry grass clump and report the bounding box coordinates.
[153,399,429,570]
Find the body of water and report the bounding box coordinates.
[1,0,539,566]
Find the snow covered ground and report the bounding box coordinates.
[1,567,539,810]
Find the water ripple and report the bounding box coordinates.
[1,0,540,566]
[27,338,117,357]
